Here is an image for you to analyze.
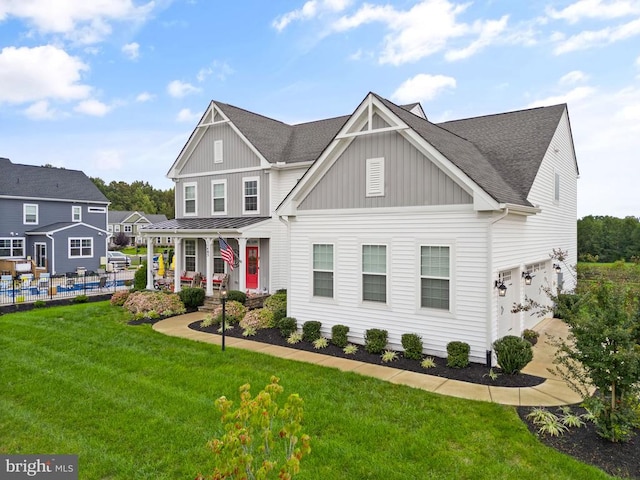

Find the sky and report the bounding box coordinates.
[1,0,639,219]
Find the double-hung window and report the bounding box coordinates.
[184,183,197,216]
[420,246,450,310]
[69,238,92,258]
[184,239,196,272]
[212,180,226,215]
[72,206,82,222]
[312,244,333,298]
[362,245,386,303]
[23,204,38,225]
[243,177,259,214]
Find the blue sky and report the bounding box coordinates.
[1,0,639,218]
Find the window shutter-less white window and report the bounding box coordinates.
[366,157,384,197]
[214,140,223,163]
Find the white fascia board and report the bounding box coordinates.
[0,195,109,205]
[291,203,475,217]
[167,101,214,178]
[27,222,109,235]
[175,165,271,180]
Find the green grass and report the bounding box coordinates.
[0,303,613,479]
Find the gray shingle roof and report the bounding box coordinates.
[140,217,271,232]
[108,210,168,223]
[0,158,109,203]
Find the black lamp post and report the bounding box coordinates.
[220,282,228,351]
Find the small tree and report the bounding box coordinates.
[112,231,130,248]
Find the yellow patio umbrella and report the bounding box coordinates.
[157,253,165,277]
[170,253,175,270]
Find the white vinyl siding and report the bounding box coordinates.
[0,238,25,257]
[214,140,223,164]
[366,157,384,197]
[72,206,82,222]
[313,244,333,298]
[554,171,560,203]
[69,238,92,258]
[362,244,386,302]
[243,177,259,214]
[184,239,196,272]
[184,182,197,216]
[212,180,227,215]
[420,246,450,310]
[23,204,38,225]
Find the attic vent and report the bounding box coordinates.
[366,157,384,197]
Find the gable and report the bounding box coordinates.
[298,128,472,210]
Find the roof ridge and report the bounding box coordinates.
[438,103,567,125]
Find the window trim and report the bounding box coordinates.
[312,243,334,299]
[419,244,451,312]
[68,237,93,258]
[23,203,38,225]
[211,179,227,215]
[88,206,106,213]
[242,176,260,215]
[361,243,387,303]
[214,139,223,164]
[72,206,82,222]
[0,237,25,258]
[366,157,385,197]
[184,182,198,216]
[183,238,197,272]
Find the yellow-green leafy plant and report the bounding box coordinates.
[381,350,398,363]
[287,332,303,344]
[242,327,257,337]
[343,344,358,355]
[312,337,329,349]
[197,376,310,480]
[421,357,436,369]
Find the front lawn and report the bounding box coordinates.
[0,303,612,479]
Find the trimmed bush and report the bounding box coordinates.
[178,287,206,309]
[212,300,247,324]
[401,333,423,360]
[110,290,130,306]
[123,291,186,319]
[133,262,147,291]
[72,295,88,304]
[364,329,388,354]
[302,321,322,342]
[447,341,470,368]
[264,292,287,322]
[331,325,350,348]
[226,290,247,304]
[493,335,534,374]
[240,308,275,331]
[277,317,297,338]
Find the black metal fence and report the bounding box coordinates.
[0,270,133,306]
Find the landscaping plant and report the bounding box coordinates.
[330,324,349,348]
[364,329,388,354]
[264,291,287,323]
[492,335,533,374]
[122,291,186,319]
[446,341,470,368]
[277,317,297,338]
[178,287,206,309]
[302,321,322,342]
[401,333,423,360]
[198,376,310,480]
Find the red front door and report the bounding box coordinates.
[246,246,259,289]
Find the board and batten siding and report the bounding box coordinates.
[179,123,262,176]
[175,170,270,218]
[298,129,472,210]
[287,208,490,362]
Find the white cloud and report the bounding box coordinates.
[23,100,58,120]
[0,45,91,104]
[92,150,124,171]
[553,17,640,54]
[559,70,589,85]
[527,86,597,108]
[391,74,456,103]
[122,42,140,60]
[445,15,509,61]
[196,60,234,82]
[272,0,351,31]
[167,80,201,98]
[0,0,156,44]
[74,99,111,116]
[135,92,154,102]
[176,108,201,123]
[546,0,640,24]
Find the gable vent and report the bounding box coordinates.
[366,157,384,197]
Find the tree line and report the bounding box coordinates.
[90,178,175,219]
[578,215,640,263]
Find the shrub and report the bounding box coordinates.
[364,329,388,354]
[240,308,274,331]
[287,332,303,344]
[493,335,533,374]
[522,328,539,345]
[343,344,358,355]
[123,291,186,318]
[110,290,130,306]
[554,293,581,319]
[447,341,470,368]
[211,300,247,324]
[264,292,287,322]
[381,350,398,362]
[302,321,322,342]
[133,262,147,291]
[226,290,246,304]
[33,300,46,309]
[178,287,205,309]
[72,294,88,304]
[401,333,423,360]
[313,337,329,349]
[421,357,436,369]
[331,325,350,348]
[277,317,297,338]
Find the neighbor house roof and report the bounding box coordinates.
[108,210,168,224]
[0,158,109,203]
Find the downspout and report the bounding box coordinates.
[46,233,55,275]
[279,215,291,315]
[486,207,509,366]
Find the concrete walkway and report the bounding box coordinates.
[153,313,582,407]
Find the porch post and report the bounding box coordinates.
[204,237,214,297]
[238,237,247,292]
[174,238,182,293]
[145,236,154,290]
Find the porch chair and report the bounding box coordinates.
[20,273,34,288]
[0,275,13,292]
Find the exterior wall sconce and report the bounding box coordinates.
[553,264,561,273]
[494,280,507,297]
[522,272,533,285]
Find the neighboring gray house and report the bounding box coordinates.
[0,158,110,276]
[141,93,578,363]
[108,211,169,247]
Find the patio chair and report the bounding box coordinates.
[0,275,12,292]
[20,274,34,288]
[37,273,51,292]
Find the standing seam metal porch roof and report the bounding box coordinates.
[139,217,271,232]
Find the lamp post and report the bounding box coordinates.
[220,282,228,351]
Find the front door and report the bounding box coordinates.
[35,243,47,269]
[246,246,259,290]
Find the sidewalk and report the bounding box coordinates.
[153,313,582,407]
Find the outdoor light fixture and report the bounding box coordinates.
[553,264,562,273]
[494,280,507,297]
[522,272,533,285]
[220,282,228,351]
